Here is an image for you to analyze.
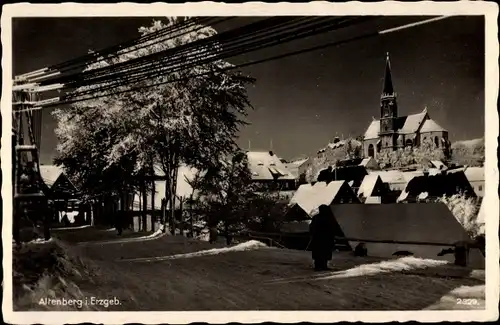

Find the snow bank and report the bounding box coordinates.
[25,238,54,245]
[77,225,166,246]
[122,240,268,262]
[52,225,91,231]
[267,256,449,285]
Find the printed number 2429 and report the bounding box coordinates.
[457,298,479,305]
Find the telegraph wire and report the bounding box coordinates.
[17,17,215,80]
[32,16,361,96]
[58,17,353,96]
[15,16,452,113]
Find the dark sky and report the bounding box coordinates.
[12,16,485,163]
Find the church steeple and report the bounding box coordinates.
[380,52,398,119]
[382,52,394,96]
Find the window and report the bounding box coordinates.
[405,139,413,147]
[434,136,439,148]
[478,185,483,192]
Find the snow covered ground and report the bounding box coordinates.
[22,227,484,312]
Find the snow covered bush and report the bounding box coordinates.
[450,138,485,167]
[437,194,483,238]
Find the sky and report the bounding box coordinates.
[12,16,485,164]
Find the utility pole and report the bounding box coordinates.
[12,79,49,244]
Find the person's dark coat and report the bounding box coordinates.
[309,205,336,261]
[209,226,218,244]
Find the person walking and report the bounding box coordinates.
[209,219,218,244]
[309,204,336,271]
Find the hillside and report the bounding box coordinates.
[450,137,485,167]
[13,226,485,312]
[305,138,363,182]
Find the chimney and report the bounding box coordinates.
[423,170,429,177]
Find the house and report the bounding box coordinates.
[247,151,297,190]
[39,164,83,224]
[476,200,485,235]
[464,166,485,197]
[284,157,311,180]
[359,157,379,170]
[286,180,360,221]
[368,170,406,191]
[397,169,476,203]
[357,174,389,203]
[316,165,368,193]
[363,53,450,158]
[329,203,485,269]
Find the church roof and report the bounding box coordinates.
[364,120,380,139]
[399,110,428,134]
[363,109,434,138]
[420,118,447,133]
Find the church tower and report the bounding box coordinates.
[379,52,398,150]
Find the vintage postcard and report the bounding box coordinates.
[1,1,499,324]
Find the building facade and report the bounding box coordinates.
[363,53,449,159]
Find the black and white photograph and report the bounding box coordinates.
[2,2,498,324]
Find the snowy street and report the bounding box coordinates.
[14,226,485,311]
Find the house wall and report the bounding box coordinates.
[298,159,312,177]
[469,180,485,197]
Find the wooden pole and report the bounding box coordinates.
[151,177,156,232]
[179,198,184,236]
[141,174,147,232]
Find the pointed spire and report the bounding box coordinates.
[383,52,394,95]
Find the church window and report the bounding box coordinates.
[434,136,439,148]
[405,139,413,147]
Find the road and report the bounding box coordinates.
[14,226,486,311]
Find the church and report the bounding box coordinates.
[363,53,449,159]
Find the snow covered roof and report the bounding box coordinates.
[247,151,296,181]
[358,174,382,198]
[402,170,424,183]
[430,160,446,170]
[291,158,309,167]
[284,163,300,177]
[399,111,427,134]
[289,181,348,217]
[39,165,64,187]
[364,120,380,140]
[420,118,447,133]
[359,158,372,167]
[369,170,405,184]
[465,167,484,182]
